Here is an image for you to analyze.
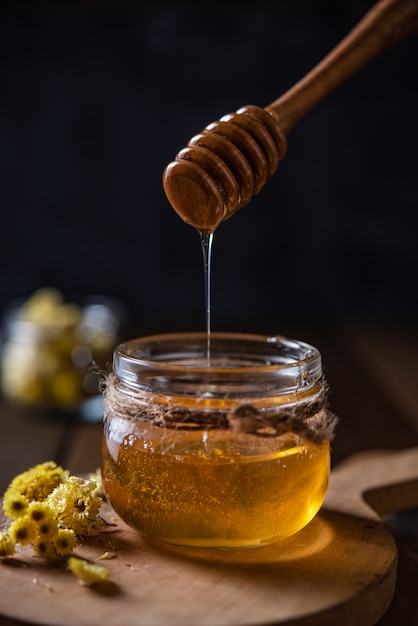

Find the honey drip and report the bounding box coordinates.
[200,231,214,364]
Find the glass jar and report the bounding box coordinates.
[1,289,123,414]
[102,332,336,549]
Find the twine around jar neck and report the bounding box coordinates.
[102,373,338,444]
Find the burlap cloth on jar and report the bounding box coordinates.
[102,374,338,444]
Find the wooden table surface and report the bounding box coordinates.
[1,322,418,626]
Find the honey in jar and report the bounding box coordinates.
[102,332,336,548]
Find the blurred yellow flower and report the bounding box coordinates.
[53,529,76,557]
[9,517,36,546]
[2,489,29,519]
[68,556,110,585]
[0,532,15,558]
[33,528,76,559]
[33,538,59,560]
[28,502,59,540]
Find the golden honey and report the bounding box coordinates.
[103,425,329,548]
[102,332,335,548]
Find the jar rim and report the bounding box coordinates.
[113,332,322,397]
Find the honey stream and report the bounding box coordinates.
[199,231,214,364]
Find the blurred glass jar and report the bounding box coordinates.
[102,332,336,548]
[1,288,124,414]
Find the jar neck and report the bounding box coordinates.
[113,332,322,406]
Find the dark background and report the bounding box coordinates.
[1,0,417,338]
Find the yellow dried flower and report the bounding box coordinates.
[27,501,50,523]
[68,556,110,585]
[33,528,76,559]
[33,538,59,560]
[2,489,29,519]
[9,517,36,546]
[2,462,107,567]
[27,502,58,540]
[0,532,15,558]
[46,476,102,536]
[6,461,69,502]
[52,528,76,557]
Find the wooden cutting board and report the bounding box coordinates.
[1,447,417,626]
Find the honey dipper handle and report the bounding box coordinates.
[266,0,418,132]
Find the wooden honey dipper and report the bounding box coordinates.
[163,0,418,232]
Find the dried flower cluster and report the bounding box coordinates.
[0,461,110,585]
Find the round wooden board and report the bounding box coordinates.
[1,448,418,626]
